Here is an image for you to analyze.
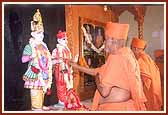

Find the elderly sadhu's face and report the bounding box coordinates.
[105,38,119,54]
[131,46,143,58]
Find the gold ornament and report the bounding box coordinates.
[31,9,44,32]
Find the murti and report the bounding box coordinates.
[52,30,89,110]
[22,9,52,110]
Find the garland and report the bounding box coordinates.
[81,26,105,54]
[29,38,52,92]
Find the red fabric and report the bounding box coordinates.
[55,64,67,102]
[31,66,40,74]
[64,89,90,111]
[46,88,51,96]
[53,46,72,102]
[56,30,67,39]
[64,89,81,110]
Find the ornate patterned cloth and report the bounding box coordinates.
[22,38,52,93]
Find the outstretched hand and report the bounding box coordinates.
[69,60,78,68]
[68,54,79,67]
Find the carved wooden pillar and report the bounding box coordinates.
[137,17,144,39]
[65,5,80,95]
[65,5,73,53]
[134,6,146,39]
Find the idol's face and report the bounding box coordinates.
[31,31,44,42]
[58,37,68,46]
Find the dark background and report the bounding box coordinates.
[4,4,65,110]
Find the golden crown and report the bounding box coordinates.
[31,9,44,32]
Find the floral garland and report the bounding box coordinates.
[81,26,105,54]
[29,38,52,93]
[64,89,90,111]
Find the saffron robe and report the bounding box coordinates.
[91,47,147,111]
[138,51,162,111]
